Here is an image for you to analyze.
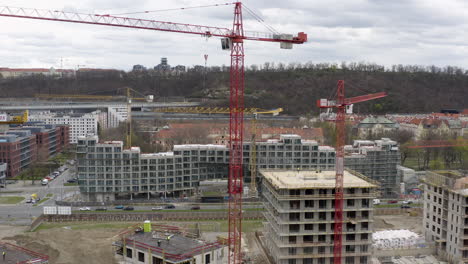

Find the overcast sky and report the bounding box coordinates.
[0,0,466,70]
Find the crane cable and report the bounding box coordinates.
[105,2,236,16]
[242,4,279,34]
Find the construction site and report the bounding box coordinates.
[0,1,466,264]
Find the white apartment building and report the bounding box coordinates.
[103,105,128,129]
[422,171,468,264]
[29,111,98,144]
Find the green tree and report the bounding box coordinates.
[429,158,445,170]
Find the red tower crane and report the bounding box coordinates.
[0,3,307,263]
[317,80,386,264]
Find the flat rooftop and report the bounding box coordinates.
[261,169,376,189]
[124,231,222,262]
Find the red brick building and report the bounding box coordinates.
[0,124,70,178]
[19,124,70,160]
[0,131,37,178]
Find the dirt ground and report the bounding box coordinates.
[374,214,423,234]
[0,223,268,264]
[242,232,269,264]
[1,226,119,264]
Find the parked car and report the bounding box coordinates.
[152,206,163,211]
[401,205,411,209]
[25,198,32,203]
[114,205,124,209]
[387,200,398,204]
[372,199,381,205]
[123,206,134,211]
[95,208,107,211]
[164,204,176,209]
[67,179,77,183]
[402,200,413,204]
[79,207,91,211]
[191,206,201,210]
[41,179,49,186]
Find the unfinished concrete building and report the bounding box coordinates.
[345,138,400,197]
[114,222,226,264]
[422,171,468,263]
[262,169,378,264]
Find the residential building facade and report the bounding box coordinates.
[344,138,401,197]
[422,171,468,263]
[356,116,399,138]
[29,112,98,143]
[0,131,37,178]
[262,169,377,264]
[0,124,69,178]
[0,163,7,187]
[76,134,336,201]
[12,124,70,158]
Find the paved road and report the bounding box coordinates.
[0,163,79,225]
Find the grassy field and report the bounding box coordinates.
[0,190,23,194]
[403,157,420,170]
[0,196,24,204]
[46,193,53,197]
[34,222,136,232]
[33,220,264,233]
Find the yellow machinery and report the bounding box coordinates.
[154,107,283,197]
[154,107,283,115]
[0,110,28,124]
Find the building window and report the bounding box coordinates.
[138,252,145,262]
[345,256,354,264]
[126,248,133,258]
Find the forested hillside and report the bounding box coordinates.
[1,62,466,115]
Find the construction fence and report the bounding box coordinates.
[41,211,264,223]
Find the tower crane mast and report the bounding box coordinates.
[317,81,386,264]
[0,3,307,263]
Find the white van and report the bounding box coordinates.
[41,179,49,186]
[373,199,381,205]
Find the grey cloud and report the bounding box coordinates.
[0,0,467,69]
